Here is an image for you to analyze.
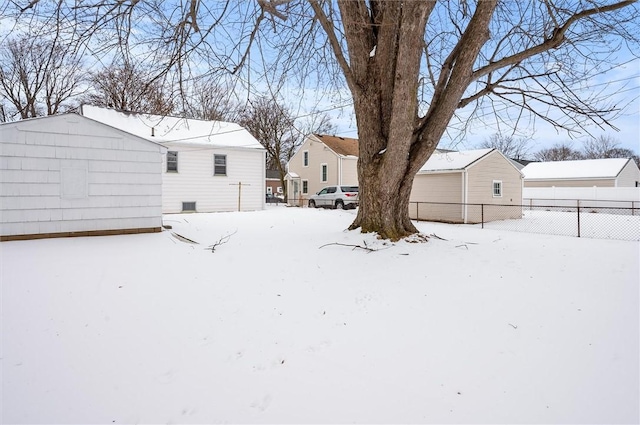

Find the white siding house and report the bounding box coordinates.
[1,114,165,240]
[81,105,266,213]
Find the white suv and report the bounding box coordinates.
[308,185,359,209]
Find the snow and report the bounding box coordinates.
[418,148,493,172]
[522,158,631,180]
[2,207,638,424]
[81,105,264,149]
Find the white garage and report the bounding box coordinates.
[1,114,166,241]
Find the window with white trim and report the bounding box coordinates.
[167,151,178,172]
[493,180,502,197]
[303,151,309,167]
[302,180,308,194]
[214,154,227,176]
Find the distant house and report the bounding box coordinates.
[81,105,266,213]
[265,170,282,196]
[410,149,523,223]
[521,158,640,188]
[285,134,359,205]
[1,114,165,241]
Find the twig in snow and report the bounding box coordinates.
[455,244,468,249]
[171,232,199,244]
[318,241,385,253]
[207,230,238,253]
[429,233,448,241]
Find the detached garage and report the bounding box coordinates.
[409,148,523,223]
[1,114,166,241]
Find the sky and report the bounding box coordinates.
[2,207,638,423]
[308,56,640,156]
[1,1,638,157]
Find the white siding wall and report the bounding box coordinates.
[409,172,464,222]
[616,160,640,187]
[339,157,359,185]
[1,115,164,238]
[162,145,265,213]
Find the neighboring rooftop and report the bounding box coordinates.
[418,148,494,172]
[314,134,359,157]
[80,104,263,149]
[521,158,632,180]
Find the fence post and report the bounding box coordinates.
[633,201,636,217]
[577,200,581,238]
[481,204,484,229]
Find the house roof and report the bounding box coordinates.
[521,158,631,180]
[1,113,167,151]
[314,134,359,157]
[418,148,494,172]
[81,105,264,150]
[266,170,280,179]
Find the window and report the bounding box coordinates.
[302,180,308,194]
[182,202,196,212]
[493,180,502,197]
[167,151,178,172]
[303,151,309,167]
[214,154,227,176]
[326,186,336,194]
[321,163,328,182]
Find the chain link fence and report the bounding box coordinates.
[409,201,639,241]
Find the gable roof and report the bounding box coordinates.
[81,105,264,150]
[521,158,632,180]
[314,134,359,157]
[418,148,495,172]
[0,113,167,151]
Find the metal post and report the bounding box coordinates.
[481,204,484,229]
[577,199,581,238]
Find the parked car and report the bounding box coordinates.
[308,185,359,209]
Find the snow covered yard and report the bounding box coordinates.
[2,207,638,424]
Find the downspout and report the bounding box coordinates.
[463,170,468,224]
[338,156,343,185]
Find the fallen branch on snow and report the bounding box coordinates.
[207,230,238,253]
[318,241,386,253]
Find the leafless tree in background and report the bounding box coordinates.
[581,135,639,166]
[182,79,241,122]
[84,61,175,115]
[239,96,334,198]
[535,143,584,161]
[477,133,533,160]
[4,0,639,239]
[0,37,84,120]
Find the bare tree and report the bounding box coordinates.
[84,61,175,115]
[581,135,639,166]
[0,37,84,120]
[8,0,639,239]
[182,79,241,122]
[477,133,532,160]
[535,143,584,161]
[239,96,334,198]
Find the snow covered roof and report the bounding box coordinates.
[81,105,264,150]
[521,158,631,180]
[418,148,494,172]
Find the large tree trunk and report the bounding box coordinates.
[329,0,495,240]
